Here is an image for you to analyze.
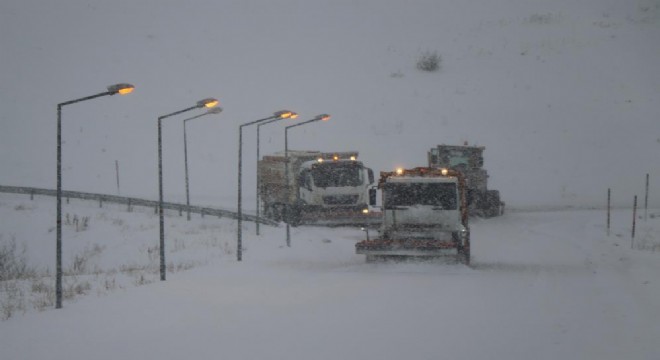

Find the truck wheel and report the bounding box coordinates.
[267,204,285,222]
[457,247,470,265]
[285,205,302,227]
[485,190,501,218]
[454,231,470,265]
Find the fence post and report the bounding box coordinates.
[115,160,121,196]
[127,198,132,212]
[607,188,611,237]
[99,197,103,208]
[30,191,34,200]
[631,195,637,249]
[644,173,649,221]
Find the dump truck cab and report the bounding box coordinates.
[259,151,377,226]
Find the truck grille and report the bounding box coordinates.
[323,195,359,205]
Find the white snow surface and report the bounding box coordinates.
[1,193,659,360]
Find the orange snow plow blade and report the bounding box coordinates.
[356,239,469,264]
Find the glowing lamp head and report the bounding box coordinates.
[315,114,330,121]
[274,110,296,119]
[395,168,404,175]
[317,158,324,163]
[333,155,339,161]
[107,83,135,95]
[441,168,449,176]
[198,98,219,108]
[362,208,369,214]
[350,156,356,161]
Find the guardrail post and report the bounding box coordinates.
[179,206,182,216]
[127,198,132,212]
[99,198,103,208]
[201,209,205,218]
[31,191,34,200]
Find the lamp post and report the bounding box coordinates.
[255,112,298,235]
[284,114,330,247]
[158,98,219,281]
[56,83,135,309]
[237,110,295,261]
[183,107,223,220]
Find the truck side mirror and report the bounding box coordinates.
[369,187,377,206]
[367,168,374,185]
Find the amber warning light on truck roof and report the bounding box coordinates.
[315,152,358,162]
[389,167,457,178]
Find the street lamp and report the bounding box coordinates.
[284,114,330,247]
[237,110,296,261]
[158,98,218,281]
[56,83,134,309]
[255,112,299,235]
[183,107,224,220]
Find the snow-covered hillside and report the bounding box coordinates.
[1,0,659,209]
[1,193,659,359]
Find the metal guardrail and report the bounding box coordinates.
[0,185,279,226]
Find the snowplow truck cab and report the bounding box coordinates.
[356,167,470,264]
[428,144,503,217]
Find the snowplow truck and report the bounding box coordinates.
[428,144,503,217]
[258,150,377,226]
[355,167,470,264]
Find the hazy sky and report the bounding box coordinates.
[1,0,658,209]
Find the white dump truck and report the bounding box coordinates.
[355,167,471,264]
[258,150,378,226]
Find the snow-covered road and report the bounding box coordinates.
[1,195,659,359]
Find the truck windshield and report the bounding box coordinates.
[383,182,457,209]
[312,163,363,188]
[448,150,470,167]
